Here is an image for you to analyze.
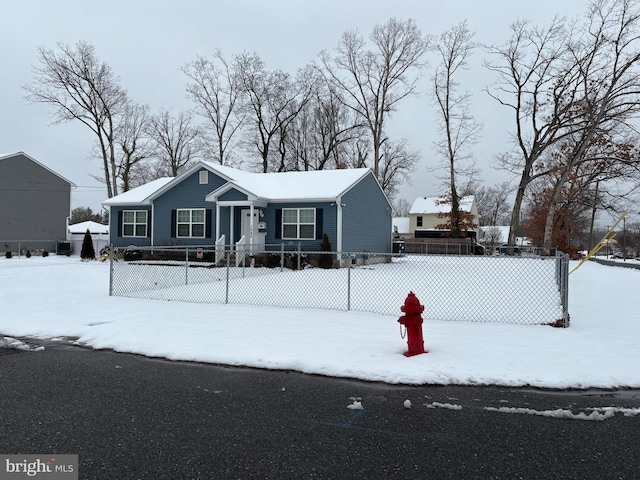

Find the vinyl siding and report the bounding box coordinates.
[219,188,248,201]
[152,169,225,245]
[341,172,392,253]
[109,206,152,247]
[263,202,336,250]
[0,153,71,245]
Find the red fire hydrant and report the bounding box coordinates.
[398,291,426,357]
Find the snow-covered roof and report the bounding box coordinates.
[410,195,475,214]
[102,162,379,206]
[204,162,373,202]
[102,177,173,206]
[68,220,109,234]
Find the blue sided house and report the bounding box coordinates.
[102,162,393,258]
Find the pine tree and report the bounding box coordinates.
[80,229,96,260]
[318,233,333,269]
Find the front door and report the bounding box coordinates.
[241,209,265,252]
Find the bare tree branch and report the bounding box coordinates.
[147,110,200,176]
[182,51,244,166]
[433,20,482,237]
[320,17,430,179]
[24,41,128,198]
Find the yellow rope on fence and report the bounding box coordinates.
[570,212,627,274]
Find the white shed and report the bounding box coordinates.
[67,221,109,256]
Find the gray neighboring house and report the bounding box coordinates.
[102,161,393,259]
[0,152,74,253]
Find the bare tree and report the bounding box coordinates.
[234,53,316,172]
[343,136,373,169]
[538,0,640,253]
[320,18,430,179]
[24,41,128,198]
[540,133,640,252]
[393,197,412,217]
[182,51,243,166]
[147,110,200,177]
[70,206,107,224]
[474,182,513,226]
[433,21,482,237]
[115,102,154,191]
[377,139,419,201]
[284,77,365,171]
[484,18,580,251]
[522,172,593,256]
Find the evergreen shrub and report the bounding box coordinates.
[81,229,96,260]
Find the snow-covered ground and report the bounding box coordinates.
[1,255,639,391]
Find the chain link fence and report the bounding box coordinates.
[108,245,570,326]
[1,240,62,257]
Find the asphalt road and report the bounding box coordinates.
[0,341,639,480]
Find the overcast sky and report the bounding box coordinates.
[1,0,589,211]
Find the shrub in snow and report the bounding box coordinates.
[25,250,31,258]
[98,246,111,262]
[262,254,281,269]
[5,251,11,259]
[318,233,333,269]
[42,250,49,257]
[80,229,96,260]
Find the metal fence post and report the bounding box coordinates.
[555,251,570,327]
[108,246,114,296]
[185,247,189,286]
[561,252,570,327]
[347,253,351,311]
[280,243,284,272]
[225,250,230,304]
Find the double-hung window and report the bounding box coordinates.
[177,209,205,238]
[122,210,147,237]
[282,208,315,240]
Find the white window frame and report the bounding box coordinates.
[282,208,315,240]
[199,170,208,184]
[177,209,206,238]
[122,210,148,238]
